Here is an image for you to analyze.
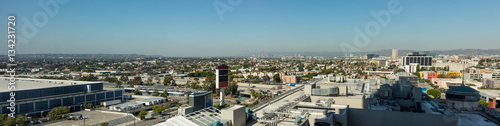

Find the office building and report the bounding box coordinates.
[189,91,213,112]
[366,54,379,59]
[281,75,300,84]
[0,77,124,117]
[402,52,433,66]
[482,78,500,88]
[404,63,419,73]
[392,49,398,60]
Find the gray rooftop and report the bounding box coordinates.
[0,77,98,92]
[478,89,500,97]
[183,107,222,126]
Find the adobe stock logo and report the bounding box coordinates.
[340,0,404,53]
[213,0,243,21]
[19,0,70,44]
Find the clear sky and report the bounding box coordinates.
[1,0,499,57]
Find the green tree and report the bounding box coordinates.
[225,81,239,95]
[78,74,98,81]
[299,67,304,72]
[186,93,190,104]
[164,76,173,86]
[160,90,168,98]
[134,90,143,95]
[130,76,142,85]
[15,115,27,126]
[138,110,148,119]
[0,114,7,125]
[190,82,199,89]
[479,100,489,106]
[272,74,281,83]
[147,76,153,85]
[427,89,441,99]
[152,90,159,96]
[155,107,164,114]
[115,81,122,88]
[47,106,69,121]
[120,75,129,82]
[84,103,94,109]
[395,69,405,73]
[203,75,216,93]
[100,122,110,126]
[438,88,447,93]
[438,74,446,78]
[3,117,15,126]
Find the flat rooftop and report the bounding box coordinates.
[478,89,500,98]
[183,107,222,126]
[0,77,98,92]
[44,110,130,126]
[457,113,498,126]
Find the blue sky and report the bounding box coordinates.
[1,0,499,56]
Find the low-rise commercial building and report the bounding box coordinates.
[0,77,124,117]
[482,78,500,88]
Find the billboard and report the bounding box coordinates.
[216,64,229,88]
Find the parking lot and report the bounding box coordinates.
[44,110,130,126]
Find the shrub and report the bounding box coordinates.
[479,100,489,106]
[100,122,109,126]
[134,90,143,95]
[47,106,69,121]
[138,110,148,119]
[426,89,441,99]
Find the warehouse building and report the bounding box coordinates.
[0,77,124,117]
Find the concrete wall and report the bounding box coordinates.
[304,84,314,96]
[221,105,246,126]
[319,85,349,96]
[347,109,458,126]
[310,96,364,109]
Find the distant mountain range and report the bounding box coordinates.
[246,49,500,57]
[1,49,498,60]
[0,54,161,60]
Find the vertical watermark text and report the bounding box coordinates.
[7,15,17,118]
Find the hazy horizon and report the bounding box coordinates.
[1,0,500,57]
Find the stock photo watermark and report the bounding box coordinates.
[7,15,17,118]
[213,0,243,21]
[19,0,70,44]
[340,0,404,53]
